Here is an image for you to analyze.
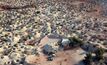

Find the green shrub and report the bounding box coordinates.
[95,48,105,60]
[84,52,93,65]
[69,37,83,47]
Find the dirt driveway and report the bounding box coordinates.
[27,48,85,65]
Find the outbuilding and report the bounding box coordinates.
[61,38,70,47]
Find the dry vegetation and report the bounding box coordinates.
[0,0,107,65]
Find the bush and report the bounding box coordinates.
[84,52,93,65]
[69,37,83,47]
[95,48,105,60]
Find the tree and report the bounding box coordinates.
[95,48,105,60]
[84,52,93,65]
[69,37,83,47]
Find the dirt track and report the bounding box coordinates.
[27,48,85,65]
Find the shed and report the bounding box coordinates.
[61,38,70,47]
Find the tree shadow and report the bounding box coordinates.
[23,61,35,65]
[75,60,85,65]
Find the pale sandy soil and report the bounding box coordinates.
[26,35,85,65]
[26,48,85,65]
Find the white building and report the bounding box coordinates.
[61,38,70,47]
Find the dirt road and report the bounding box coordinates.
[27,48,85,65]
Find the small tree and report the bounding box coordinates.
[95,48,105,60]
[84,52,93,65]
[69,37,83,47]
